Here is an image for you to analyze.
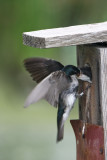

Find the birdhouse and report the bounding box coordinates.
[23,22,107,160]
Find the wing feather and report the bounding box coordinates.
[24,57,64,83]
[24,71,69,108]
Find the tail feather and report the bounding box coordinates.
[57,124,64,142]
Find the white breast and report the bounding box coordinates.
[61,94,76,127]
[63,94,76,120]
[65,94,76,108]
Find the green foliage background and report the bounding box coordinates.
[0,0,107,160]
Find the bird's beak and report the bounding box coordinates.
[77,73,92,83]
[77,65,92,83]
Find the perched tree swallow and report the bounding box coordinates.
[24,57,92,142]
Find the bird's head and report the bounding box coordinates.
[62,65,92,83]
[62,65,80,77]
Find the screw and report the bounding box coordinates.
[82,134,85,139]
[99,148,103,154]
[79,128,81,132]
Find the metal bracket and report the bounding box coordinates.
[70,120,105,160]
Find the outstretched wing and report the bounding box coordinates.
[24,71,69,108]
[24,57,64,83]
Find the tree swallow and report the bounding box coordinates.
[24,57,92,142]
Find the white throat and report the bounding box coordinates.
[70,75,79,87]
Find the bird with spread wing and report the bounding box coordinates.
[24,57,92,142]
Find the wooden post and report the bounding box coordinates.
[77,44,107,158]
[23,21,107,159]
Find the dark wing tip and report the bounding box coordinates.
[24,57,64,83]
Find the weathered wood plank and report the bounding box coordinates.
[100,47,107,159]
[77,44,107,159]
[23,22,107,48]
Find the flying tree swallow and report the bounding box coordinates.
[24,57,92,142]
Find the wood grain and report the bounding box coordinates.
[77,44,107,159]
[99,47,107,159]
[23,22,107,48]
